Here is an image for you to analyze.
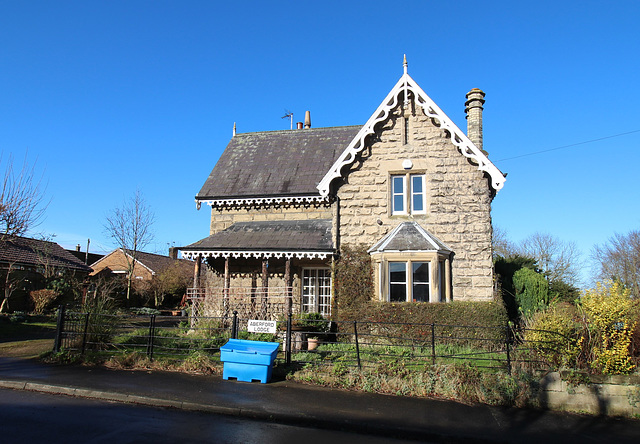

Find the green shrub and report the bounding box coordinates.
[513,267,549,318]
[338,301,509,348]
[334,245,373,318]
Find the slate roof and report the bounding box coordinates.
[197,126,361,200]
[0,236,93,273]
[368,222,452,253]
[183,220,333,252]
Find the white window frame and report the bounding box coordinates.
[390,173,426,215]
[410,175,426,215]
[391,175,407,215]
[302,268,332,317]
[387,261,431,303]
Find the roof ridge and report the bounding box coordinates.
[234,125,361,136]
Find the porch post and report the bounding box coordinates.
[193,256,201,289]
[191,255,202,329]
[444,257,452,302]
[223,257,230,317]
[261,259,268,318]
[285,258,292,315]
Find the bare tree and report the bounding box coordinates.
[592,230,640,298]
[492,225,518,258]
[519,232,583,287]
[0,153,47,241]
[104,190,155,306]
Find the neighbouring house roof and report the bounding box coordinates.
[66,249,104,267]
[181,220,334,260]
[368,222,453,254]
[90,248,194,277]
[0,235,93,273]
[196,126,360,202]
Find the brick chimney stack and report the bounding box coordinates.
[465,88,485,152]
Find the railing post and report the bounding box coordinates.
[353,321,361,369]
[232,310,238,339]
[53,305,66,353]
[286,312,292,365]
[147,314,156,361]
[505,325,512,375]
[431,323,436,365]
[81,313,90,355]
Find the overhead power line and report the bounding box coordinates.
[497,129,640,162]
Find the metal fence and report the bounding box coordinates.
[53,306,561,374]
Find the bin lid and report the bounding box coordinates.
[220,339,279,355]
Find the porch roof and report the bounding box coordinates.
[368,222,453,254]
[180,220,334,260]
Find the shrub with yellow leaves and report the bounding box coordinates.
[580,281,638,375]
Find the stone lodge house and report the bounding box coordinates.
[181,60,506,319]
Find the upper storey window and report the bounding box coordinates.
[391,174,426,215]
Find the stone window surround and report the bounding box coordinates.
[371,251,452,303]
[389,170,426,216]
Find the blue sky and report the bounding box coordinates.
[1,1,639,284]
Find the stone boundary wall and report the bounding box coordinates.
[538,371,640,417]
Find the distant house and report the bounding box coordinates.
[66,244,104,268]
[181,59,505,319]
[0,235,93,311]
[90,248,194,281]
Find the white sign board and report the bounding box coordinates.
[247,319,277,334]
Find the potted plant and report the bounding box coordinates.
[297,312,328,350]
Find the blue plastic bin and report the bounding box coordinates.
[220,339,280,383]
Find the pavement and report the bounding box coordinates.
[1,356,639,444]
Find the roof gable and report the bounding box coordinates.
[90,248,193,275]
[197,126,360,203]
[317,71,506,197]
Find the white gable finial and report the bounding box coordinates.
[403,54,409,105]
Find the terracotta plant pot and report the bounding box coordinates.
[307,337,320,351]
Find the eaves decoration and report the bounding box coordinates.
[196,195,329,210]
[316,73,506,197]
[181,250,333,260]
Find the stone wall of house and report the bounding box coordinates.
[209,204,332,235]
[337,99,494,301]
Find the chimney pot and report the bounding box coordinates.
[169,247,178,259]
[76,244,81,252]
[296,122,303,130]
[465,88,485,152]
[304,110,311,129]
